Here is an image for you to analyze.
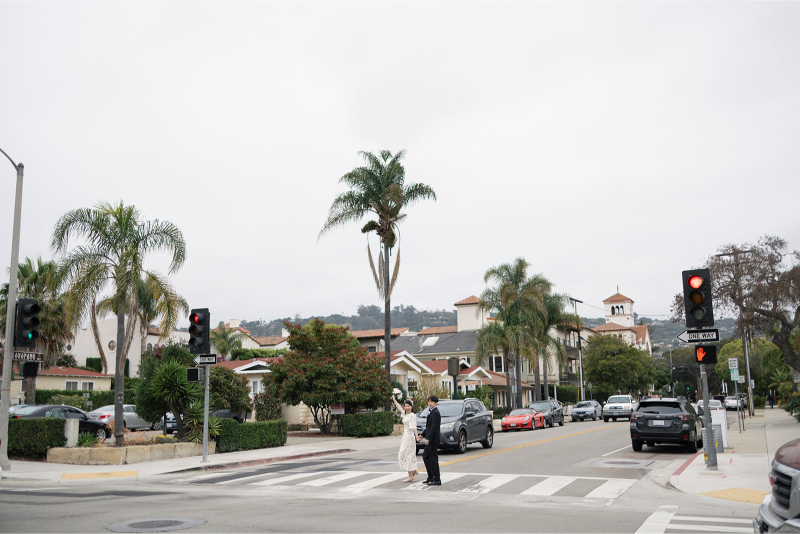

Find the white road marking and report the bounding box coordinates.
[602,444,632,456]
[181,472,233,482]
[585,478,636,499]
[635,509,677,534]
[459,474,520,494]
[404,473,467,491]
[659,524,751,533]
[671,516,753,524]
[298,471,370,487]
[343,473,407,490]
[251,471,335,486]
[519,476,576,496]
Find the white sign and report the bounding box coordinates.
[13,352,44,362]
[730,369,739,381]
[194,354,217,365]
[738,376,745,384]
[751,379,755,388]
[677,329,721,344]
[728,358,738,370]
[330,405,344,415]
[468,384,476,391]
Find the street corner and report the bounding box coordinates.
[59,470,139,483]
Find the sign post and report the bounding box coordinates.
[700,363,718,469]
[193,354,218,462]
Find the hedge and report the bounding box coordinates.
[50,394,91,411]
[32,389,136,408]
[754,395,766,409]
[549,384,581,405]
[230,348,287,361]
[216,419,288,452]
[8,418,66,458]
[339,411,394,437]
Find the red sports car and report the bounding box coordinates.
[501,408,545,432]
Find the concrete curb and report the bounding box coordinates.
[162,448,355,474]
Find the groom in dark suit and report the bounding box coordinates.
[418,395,441,485]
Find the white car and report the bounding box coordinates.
[603,395,637,422]
[87,404,154,431]
[724,396,743,410]
[695,399,725,416]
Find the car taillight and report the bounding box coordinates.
[99,415,111,420]
[631,413,642,420]
[12,415,20,419]
[679,414,689,421]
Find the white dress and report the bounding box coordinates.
[398,411,418,471]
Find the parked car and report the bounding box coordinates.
[630,397,703,453]
[571,400,602,422]
[8,404,31,414]
[164,412,178,434]
[211,409,244,423]
[416,399,493,454]
[87,404,153,431]
[501,408,545,431]
[724,396,743,410]
[528,399,565,427]
[11,404,111,440]
[755,437,800,532]
[713,394,726,403]
[603,395,636,422]
[695,399,725,417]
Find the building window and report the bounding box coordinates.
[66,344,72,352]
[494,356,503,373]
[65,381,78,391]
[368,345,377,352]
[147,343,153,350]
[108,340,116,351]
[407,379,417,392]
[250,379,261,399]
[81,382,94,391]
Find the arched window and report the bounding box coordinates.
[147,343,152,350]
[611,307,615,315]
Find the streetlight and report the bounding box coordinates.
[0,147,25,471]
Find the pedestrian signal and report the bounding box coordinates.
[694,345,718,364]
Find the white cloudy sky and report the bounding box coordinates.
[1,1,799,327]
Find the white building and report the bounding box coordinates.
[591,292,653,354]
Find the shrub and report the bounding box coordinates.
[56,354,78,367]
[230,348,287,361]
[549,384,580,405]
[754,395,766,409]
[85,357,103,373]
[783,396,800,415]
[493,406,511,419]
[31,389,136,408]
[152,436,178,444]
[253,386,282,422]
[216,419,287,452]
[51,394,90,411]
[8,418,66,458]
[339,411,394,437]
[77,432,98,447]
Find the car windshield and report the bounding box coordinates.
[529,402,550,412]
[607,396,630,403]
[638,402,682,414]
[418,404,463,418]
[13,406,42,416]
[575,401,593,408]
[509,409,532,416]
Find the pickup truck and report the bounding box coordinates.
[755,437,800,532]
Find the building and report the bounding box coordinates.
[8,365,112,404]
[592,292,653,354]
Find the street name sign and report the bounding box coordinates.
[13,352,44,362]
[730,369,739,381]
[738,376,746,384]
[194,354,217,366]
[677,329,721,344]
[728,358,738,370]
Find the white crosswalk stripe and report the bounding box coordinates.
[251,471,336,486]
[404,473,467,491]
[298,471,370,487]
[459,474,520,494]
[585,478,637,499]
[636,509,753,534]
[519,476,576,496]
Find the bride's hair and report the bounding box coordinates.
[403,399,414,407]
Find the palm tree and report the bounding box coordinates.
[532,292,580,401]
[52,202,185,445]
[319,150,436,385]
[0,257,74,403]
[210,325,244,361]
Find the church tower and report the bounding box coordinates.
[604,290,634,327]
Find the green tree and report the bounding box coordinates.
[209,366,253,413]
[583,335,656,399]
[534,292,580,401]
[0,257,74,404]
[135,342,195,432]
[52,201,186,445]
[269,319,392,433]
[715,338,779,393]
[770,367,793,399]
[210,326,245,361]
[319,150,436,391]
[150,359,201,439]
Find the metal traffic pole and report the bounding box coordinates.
[700,364,717,469]
[203,361,210,463]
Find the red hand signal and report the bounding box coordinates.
[696,348,706,361]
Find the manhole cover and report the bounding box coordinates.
[106,518,207,533]
[587,458,657,469]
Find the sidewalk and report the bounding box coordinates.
[670,407,800,504]
[2,433,401,484]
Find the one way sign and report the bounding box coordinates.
[194,354,217,365]
[677,329,720,344]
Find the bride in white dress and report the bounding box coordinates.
[391,396,420,482]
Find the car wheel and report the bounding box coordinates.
[686,432,699,453]
[457,431,468,454]
[612,417,617,422]
[548,418,554,428]
[603,416,609,422]
[95,428,107,441]
[482,428,493,449]
[632,440,643,452]
[592,415,597,421]
[502,429,508,433]
[558,418,564,427]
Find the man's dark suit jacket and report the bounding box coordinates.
[423,406,441,447]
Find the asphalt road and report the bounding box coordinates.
[0,418,758,533]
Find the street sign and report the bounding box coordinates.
[330,405,345,415]
[193,354,217,366]
[738,376,745,384]
[751,379,755,388]
[728,358,738,370]
[730,369,739,381]
[13,352,44,362]
[677,329,721,344]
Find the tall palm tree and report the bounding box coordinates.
[532,292,580,401]
[319,150,436,385]
[52,202,185,445]
[210,325,244,361]
[0,257,74,403]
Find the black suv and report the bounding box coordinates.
[416,399,494,454]
[630,397,703,453]
[528,399,565,427]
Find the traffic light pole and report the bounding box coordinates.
[202,362,209,463]
[700,364,718,469]
[744,332,754,416]
[0,152,24,471]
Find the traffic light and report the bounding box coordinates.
[14,299,40,349]
[20,361,38,378]
[187,367,202,383]
[694,345,718,364]
[682,268,714,328]
[188,308,210,355]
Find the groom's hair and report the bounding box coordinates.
[428,395,439,404]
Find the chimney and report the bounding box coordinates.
[229,319,241,329]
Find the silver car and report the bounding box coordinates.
[571,400,602,421]
[87,404,153,431]
[724,396,742,410]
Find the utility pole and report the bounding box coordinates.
[0,147,24,471]
[569,297,585,401]
[700,364,718,469]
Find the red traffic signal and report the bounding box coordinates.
[188,308,209,355]
[694,345,718,364]
[682,268,714,328]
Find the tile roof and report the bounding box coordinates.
[147,326,160,335]
[419,326,457,335]
[454,296,481,306]
[348,327,409,339]
[631,325,649,345]
[216,324,252,335]
[39,366,113,378]
[422,360,451,374]
[592,322,633,332]
[254,336,288,346]
[484,370,534,389]
[367,350,406,358]
[603,293,634,304]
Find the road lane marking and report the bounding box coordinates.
[458,474,520,494]
[520,476,576,496]
[635,509,677,534]
[344,473,407,490]
[658,525,750,533]
[298,471,370,487]
[602,444,631,456]
[251,471,334,486]
[585,478,636,499]
[671,516,752,524]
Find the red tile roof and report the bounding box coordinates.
[454,296,481,306]
[603,293,634,304]
[423,360,451,374]
[215,324,252,335]
[419,326,457,335]
[484,370,533,389]
[147,326,160,335]
[348,327,409,339]
[39,366,113,378]
[592,322,632,332]
[254,336,288,346]
[631,325,649,345]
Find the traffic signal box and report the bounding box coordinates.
[20,361,39,378]
[682,269,714,328]
[188,308,210,355]
[14,298,40,349]
[694,345,718,365]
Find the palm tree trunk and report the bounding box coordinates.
[25,376,36,405]
[515,352,523,408]
[114,303,125,445]
[90,297,107,374]
[503,349,512,408]
[534,355,542,401]
[383,241,391,409]
[543,354,550,400]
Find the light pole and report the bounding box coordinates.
[0,147,25,470]
[569,297,585,401]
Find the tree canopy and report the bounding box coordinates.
[583,335,656,399]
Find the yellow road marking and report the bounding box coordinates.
[418,423,627,472]
[61,471,138,480]
[700,487,769,504]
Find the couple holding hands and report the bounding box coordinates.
[391,394,441,485]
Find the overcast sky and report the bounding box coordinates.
[1,1,799,328]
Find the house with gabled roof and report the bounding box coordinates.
[594,292,652,354]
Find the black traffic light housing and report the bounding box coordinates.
[20,361,39,378]
[14,299,41,349]
[187,367,202,383]
[682,268,714,328]
[694,345,718,365]
[188,308,210,355]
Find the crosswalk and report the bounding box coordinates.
[170,467,637,500]
[636,508,753,533]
